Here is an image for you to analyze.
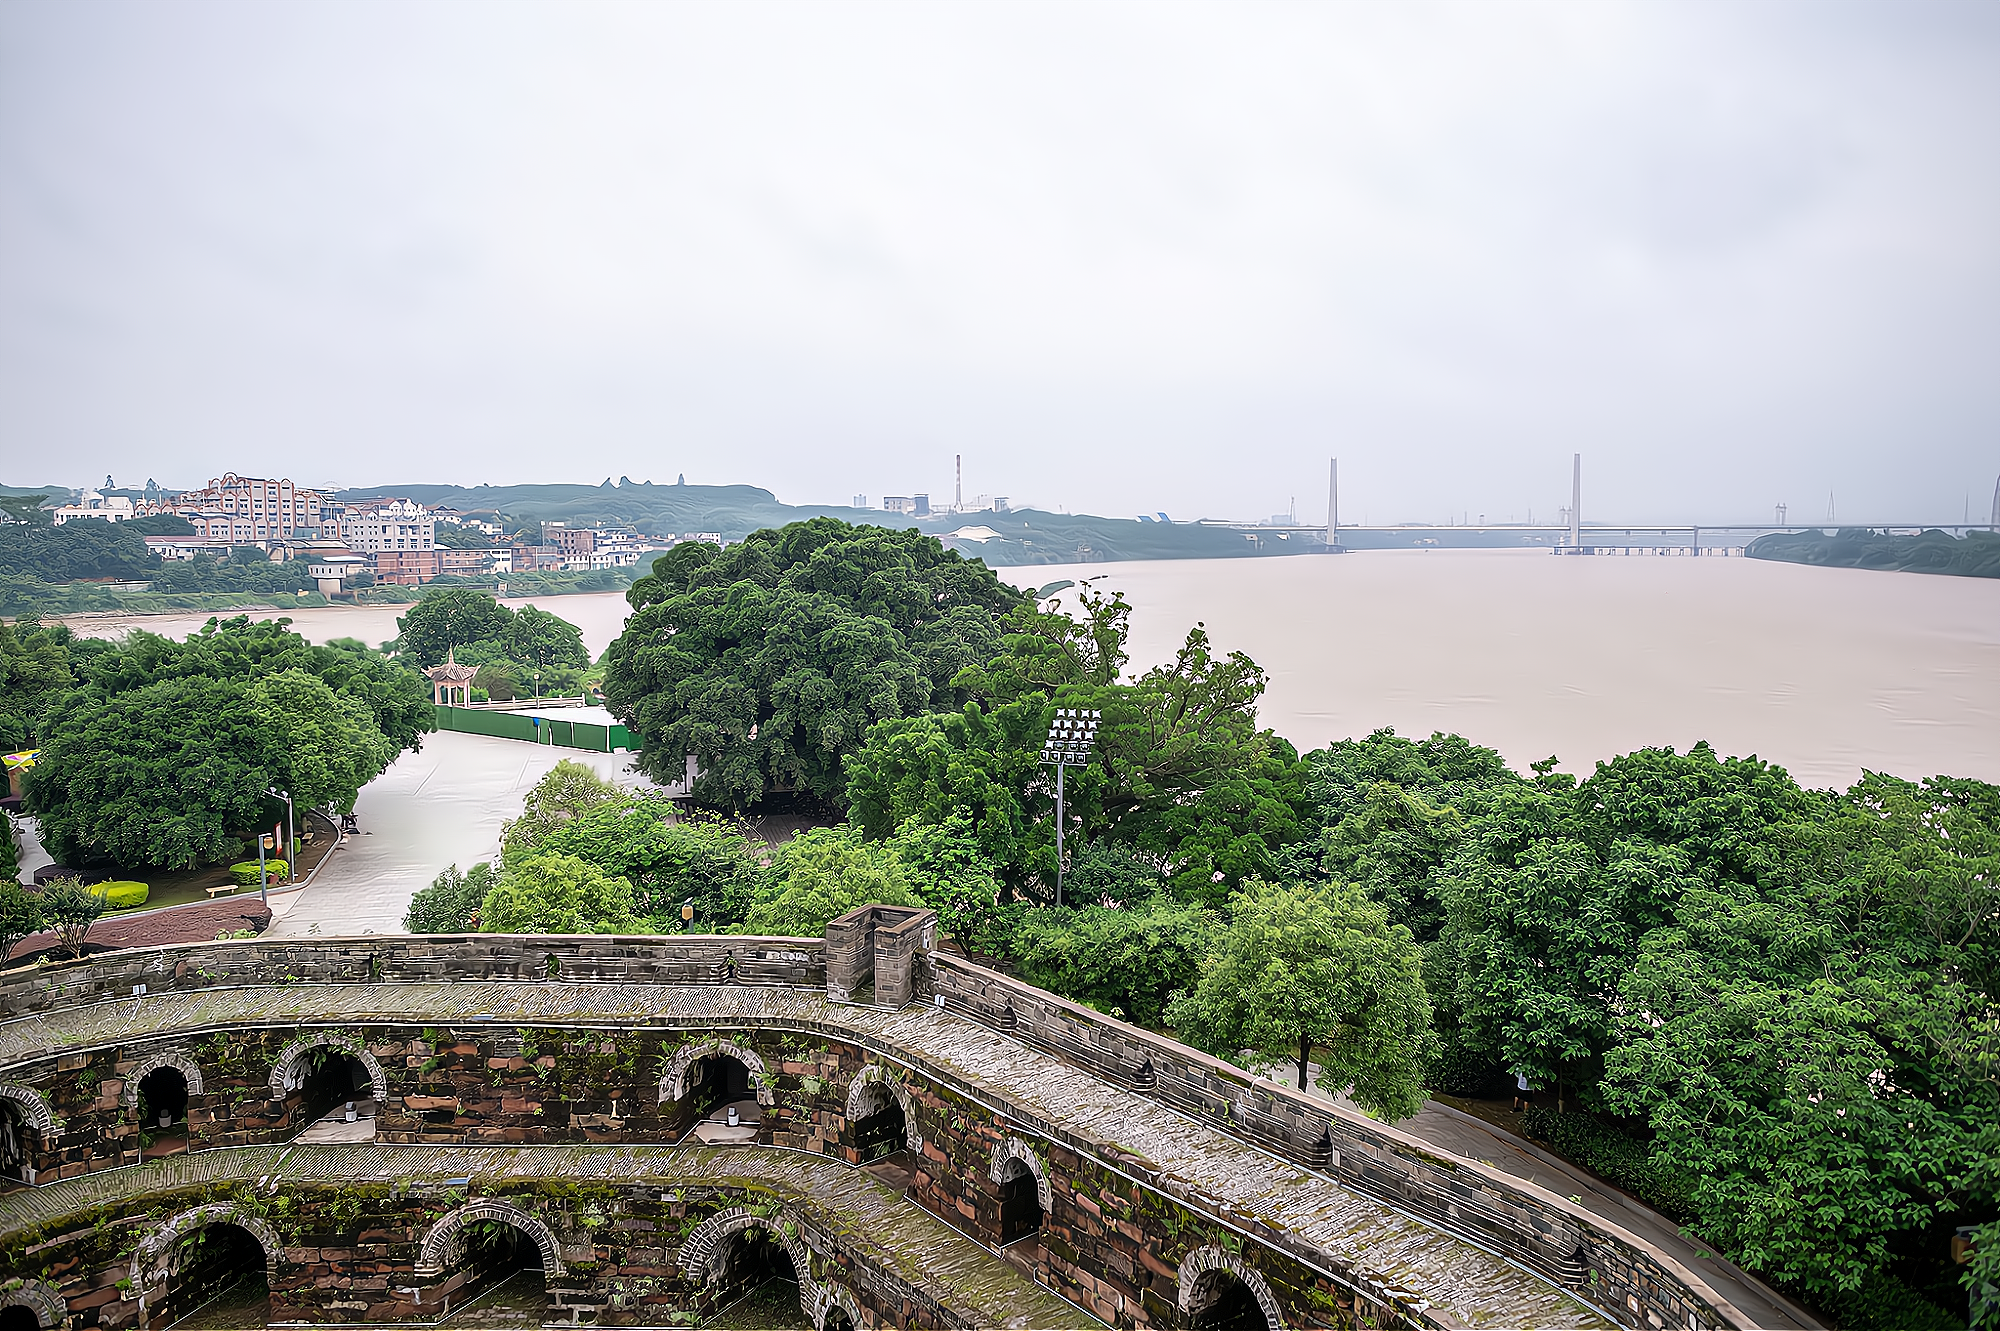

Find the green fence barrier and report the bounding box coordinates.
[433,706,638,752]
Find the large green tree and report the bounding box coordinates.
[0,614,78,751]
[479,853,638,934]
[602,521,1020,809]
[27,618,426,868]
[846,586,1309,904]
[1166,879,1437,1120]
[396,588,515,667]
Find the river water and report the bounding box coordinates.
[58,551,2000,789]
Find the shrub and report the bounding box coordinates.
[406,863,496,933]
[87,880,149,908]
[229,860,288,887]
[1522,1107,1695,1220]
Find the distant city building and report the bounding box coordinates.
[144,474,327,543]
[51,490,135,524]
[142,534,231,561]
[852,494,868,509]
[372,548,440,586]
[882,495,929,516]
[511,543,565,572]
[545,523,597,560]
[337,498,437,554]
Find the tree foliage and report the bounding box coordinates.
[396,590,590,697]
[1413,742,2000,1316]
[38,876,105,960]
[741,824,920,937]
[0,877,44,967]
[1167,880,1436,1120]
[404,862,496,933]
[847,584,1309,904]
[26,617,426,868]
[478,853,638,935]
[602,520,1021,808]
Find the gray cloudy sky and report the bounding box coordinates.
[2,1,1997,524]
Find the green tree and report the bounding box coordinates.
[847,587,1309,903]
[1167,880,1437,1121]
[478,853,638,934]
[741,824,920,937]
[528,798,764,928]
[885,812,1004,951]
[602,521,1020,809]
[404,862,497,932]
[38,876,105,960]
[500,760,623,867]
[248,668,400,813]
[29,676,278,869]
[395,589,514,668]
[0,614,77,751]
[0,876,44,967]
[1012,896,1216,1027]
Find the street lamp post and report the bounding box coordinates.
[1039,709,1101,907]
[266,788,295,881]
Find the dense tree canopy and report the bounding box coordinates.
[602,521,1022,808]
[26,617,428,868]
[395,590,591,699]
[1350,739,2000,1322]
[847,586,1309,904]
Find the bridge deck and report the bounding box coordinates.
[0,982,1615,1329]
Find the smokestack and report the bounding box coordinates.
[956,455,962,513]
[1569,454,1581,552]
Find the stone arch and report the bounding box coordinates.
[416,1199,565,1279]
[133,1204,282,1285]
[816,1282,864,1331]
[844,1064,922,1153]
[988,1135,1052,1214]
[1177,1245,1285,1330]
[676,1205,815,1306]
[267,1031,388,1102]
[0,1084,54,1135]
[0,1278,67,1328]
[658,1039,775,1107]
[119,1049,203,1109]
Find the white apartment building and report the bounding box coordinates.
[145,474,328,543]
[336,499,437,553]
[51,491,136,524]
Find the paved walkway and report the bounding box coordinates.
[0,980,1616,1329]
[267,731,642,938]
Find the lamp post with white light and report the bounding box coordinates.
[1039,708,1101,906]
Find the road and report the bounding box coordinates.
[266,731,641,937]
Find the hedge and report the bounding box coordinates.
[87,880,149,908]
[229,860,289,886]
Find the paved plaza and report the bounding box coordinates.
[266,730,643,937]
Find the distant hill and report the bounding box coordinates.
[332,479,1303,565]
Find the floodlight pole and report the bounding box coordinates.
[1055,761,1065,908]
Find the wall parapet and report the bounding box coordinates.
[925,949,1747,1331]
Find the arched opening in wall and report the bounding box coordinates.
[822,1305,857,1331]
[1187,1268,1274,1331]
[296,1050,376,1139]
[441,1219,552,1326]
[160,1222,268,1329]
[850,1080,907,1165]
[708,1226,806,1328]
[0,1099,38,1185]
[684,1054,762,1144]
[995,1155,1044,1247]
[137,1066,190,1161]
[0,1304,37,1331]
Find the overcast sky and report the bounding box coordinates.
[3,1,1997,525]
